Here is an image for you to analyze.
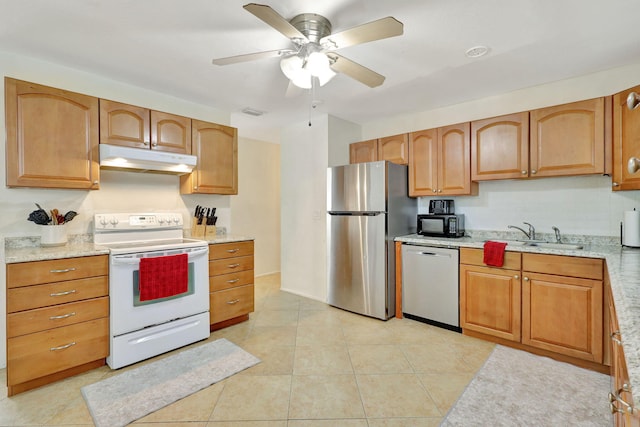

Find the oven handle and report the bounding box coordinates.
[111,246,209,265]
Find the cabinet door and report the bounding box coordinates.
[522,272,603,363]
[460,264,521,342]
[5,78,100,189]
[150,110,192,154]
[378,134,409,165]
[471,112,529,180]
[438,122,477,195]
[349,139,378,164]
[530,98,606,177]
[613,85,640,191]
[99,99,150,148]
[408,129,438,196]
[181,120,238,194]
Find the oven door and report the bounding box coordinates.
[109,245,209,336]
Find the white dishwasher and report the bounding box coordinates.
[401,244,460,332]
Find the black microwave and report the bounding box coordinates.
[417,214,465,238]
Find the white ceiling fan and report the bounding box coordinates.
[212,3,403,90]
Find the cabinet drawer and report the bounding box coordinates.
[522,253,603,280]
[7,317,109,386]
[209,255,254,276]
[7,276,109,313]
[7,297,109,338]
[210,284,254,324]
[7,255,108,288]
[210,270,254,292]
[209,241,254,260]
[460,247,522,270]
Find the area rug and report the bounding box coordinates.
[441,345,611,426]
[81,338,260,427]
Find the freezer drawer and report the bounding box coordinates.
[402,244,460,330]
[327,213,389,319]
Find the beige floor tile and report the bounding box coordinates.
[295,324,346,347]
[293,345,354,375]
[210,320,255,343]
[45,395,94,425]
[134,382,224,423]
[243,325,298,347]
[261,292,301,311]
[419,372,476,414]
[401,341,478,374]
[287,420,368,426]
[366,418,442,427]
[299,298,333,311]
[356,374,441,418]
[288,375,365,419]
[297,309,343,327]
[134,423,208,427]
[210,375,291,421]
[342,323,396,345]
[239,344,295,375]
[254,309,300,327]
[384,318,451,344]
[207,422,286,426]
[348,344,414,374]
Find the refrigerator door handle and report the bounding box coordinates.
[328,211,384,216]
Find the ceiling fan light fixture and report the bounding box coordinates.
[280,51,335,89]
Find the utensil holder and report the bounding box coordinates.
[40,224,67,247]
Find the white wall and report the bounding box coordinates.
[280,115,329,301]
[0,52,276,369]
[230,137,281,276]
[328,115,361,167]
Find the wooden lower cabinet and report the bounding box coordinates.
[6,255,109,396]
[208,241,255,329]
[459,248,606,371]
[460,249,522,342]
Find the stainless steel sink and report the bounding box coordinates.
[530,242,584,250]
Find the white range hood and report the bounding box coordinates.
[99,144,197,175]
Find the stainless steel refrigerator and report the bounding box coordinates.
[327,161,417,320]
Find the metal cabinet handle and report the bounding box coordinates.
[227,279,240,284]
[613,182,620,187]
[49,312,76,320]
[611,330,622,346]
[49,267,77,274]
[226,249,240,253]
[523,276,530,281]
[521,170,527,175]
[50,289,77,297]
[610,385,637,415]
[514,275,519,280]
[227,263,241,268]
[531,169,537,174]
[50,342,76,351]
[226,299,241,305]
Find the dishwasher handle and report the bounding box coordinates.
[411,250,453,257]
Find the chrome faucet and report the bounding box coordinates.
[508,222,536,240]
[552,226,562,243]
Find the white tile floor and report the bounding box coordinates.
[0,273,497,426]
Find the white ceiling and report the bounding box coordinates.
[2,0,640,142]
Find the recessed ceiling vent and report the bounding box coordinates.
[241,107,265,116]
[465,46,489,58]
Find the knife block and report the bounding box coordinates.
[205,225,217,239]
[191,218,206,239]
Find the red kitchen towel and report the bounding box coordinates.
[139,254,188,301]
[483,241,508,267]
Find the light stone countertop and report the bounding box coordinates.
[396,233,640,396]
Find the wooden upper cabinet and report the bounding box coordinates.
[99,100,191,154]
[151,110,192,154]
[99,99,150,149]
[378,134,409,165]
[409,124,477,196]
[530,97,607,177]
[349,139,378,164]
[5,78,100,190]
[613,85,640,191]
[181,120,238,195]
[471,112,530,180]
[408,128,438,196]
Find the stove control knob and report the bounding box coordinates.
[158,217,165,224]
[109,217,118,226]
[164,217,171,225]
[99,216,107,226]
[172,216,180,225]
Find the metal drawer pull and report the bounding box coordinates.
[50,342,76,351]
[49,267,77,273]
[611,330,622,345]
[226,299,241,304]
[227,279,240,284]
[227,263,241,268]
[50,290,77,297]
[49,312,76,320]
[226,249,240,253]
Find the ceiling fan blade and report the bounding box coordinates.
[212,49,291,66]
[243,3,307,41]
[285,81,304,98]
[320,17,403,50]
[328,53,385,88]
